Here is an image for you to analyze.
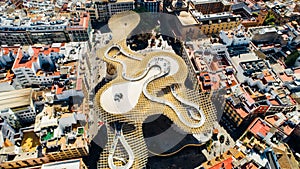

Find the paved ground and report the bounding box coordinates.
[219,114,250,140]
[143,114,194,154]
[109,11,140,42]
[144,114,207,169]
[202,122,235,160]
[146,145,207,169]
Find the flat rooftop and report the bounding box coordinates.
[0,88,33,111]
[41,159,82,169]
[248,118,271,138]
[192,0,228,5]
[0,10,90,31]
[177,11,198,26]
[191,11,241,22]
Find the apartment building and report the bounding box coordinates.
[196,12,242,34]
[0,12,70,45]
[190,0,231,14]
[0,88,35,128]
[95,0,135,22]
[175,10,242,39]
[268,3,300,25]
[11,45,61,88]
[74,1,98,21]
[66,12,92,42]
[219,26,250,46]
[231,3,268,28]
[139,0,161,13]
[35,112,89,161]
[0,127,49,169]
[0,11,91,45]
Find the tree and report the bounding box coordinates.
[133,6,148,13]
[285,50,299,67]
[206,139,213,150]
[252,12,259,17]
[225,137,230,145]
[264,12,276,25]
[219,135,225,144]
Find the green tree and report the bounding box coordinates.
[252,12,259,17]
[264,12,276,25]
[219,135,225,144]
[133,6,148,13]
[285,50,300,67]
[206,139,213,149]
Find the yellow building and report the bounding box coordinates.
[199,13,242,34]
[45,134,89,161]
[174,11,242,40]
[197,148,246,169]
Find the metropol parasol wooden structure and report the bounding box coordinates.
[94,11,217,169]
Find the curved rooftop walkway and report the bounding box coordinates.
[94,11,217,169]
[108,124,134,169]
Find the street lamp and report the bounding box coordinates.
[124,22,127,37]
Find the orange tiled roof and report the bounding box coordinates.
[12,48,39,69]
[56,86,64,95]
[248,118,271,138]
[66,12,90,30]
[209,157,233,169]
[269,99,280,106]
[243,92,256,105]
[265,114,294,136]
[265,115,285,127]
[13,46,61,70]
[264,75,275,82]
[279,73,293,82]
[236,108,248,118]
[282,125,293,136]
[53,71,61,76]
